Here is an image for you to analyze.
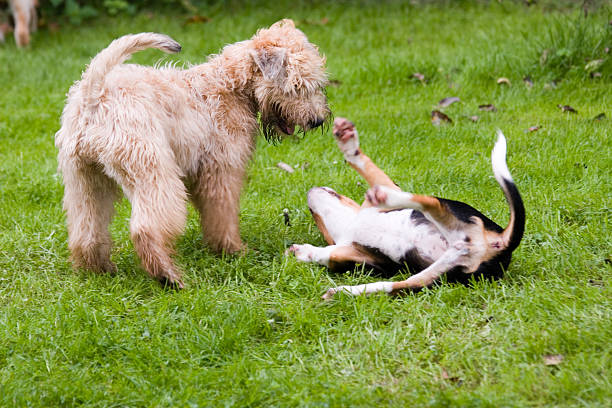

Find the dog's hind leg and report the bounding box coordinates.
[306,187,359,245]
[61,160,119,274]
[322,242,469,300]
[287,243,379,271]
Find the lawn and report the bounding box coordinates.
[0,1,610,406]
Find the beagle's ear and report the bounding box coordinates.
[251,47,287,82]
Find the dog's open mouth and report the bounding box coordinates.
[276,116,295,135]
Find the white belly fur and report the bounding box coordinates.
[343,208,449,264]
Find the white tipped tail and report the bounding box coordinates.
[492,130,513,183]
[80,33,181,111]
[491,131,525,251]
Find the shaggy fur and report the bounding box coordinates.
[56,20,329,287]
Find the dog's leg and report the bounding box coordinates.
[332,117,401,208]
[322,242,469,300]
[11,0,31,47]
[191,165,244,253]
[366,185,470,241]
[287,243,379,270]
[307,187,359,245]
[61,160,118,274]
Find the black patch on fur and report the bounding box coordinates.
[500,177,526,251]
[437,197,503,232]
[410,210,431,226]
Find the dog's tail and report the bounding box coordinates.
[491,130,525,251]
[80,33,181,111]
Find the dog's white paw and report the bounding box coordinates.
[321,286,342,301]
[366,185,415,210]
[286,244,317,262]
[332,117,360,159]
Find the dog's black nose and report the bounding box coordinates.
[310,117,325,129]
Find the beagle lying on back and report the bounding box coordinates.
[287,118,525,300]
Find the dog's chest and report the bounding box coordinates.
[348,208,448,265]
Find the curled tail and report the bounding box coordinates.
[491,130,525,251]
[80,32,181,110]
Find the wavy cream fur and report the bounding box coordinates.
[55,20,329,287]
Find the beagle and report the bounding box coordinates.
[287,118,525,300]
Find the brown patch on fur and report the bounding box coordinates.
[312,212,335,245]
[328,245,379,271]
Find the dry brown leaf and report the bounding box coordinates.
[558,104,577,113]
[593,113,606,121]
[543,354,564,366]
[478,104,497,112]
[438,97,460,108]
[185,15,211,25]
[588,279,604,287]
[276,162,295,173]
[440,368,462,384]
[431,110,452,126]
[526,126,541,132]
[497,77,511,86]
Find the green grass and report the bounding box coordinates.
[1,1,611,406]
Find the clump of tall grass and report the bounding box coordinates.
[528,11,611,80]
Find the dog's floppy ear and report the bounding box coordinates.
[251,47,287,82]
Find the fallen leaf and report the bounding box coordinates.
[328,79,342,87]
[276,162,295,173]
[593,113,606,121]
[440,368,462,384]
[544,81,558,90]
[497,77,511,86]
[469,115,479,122]
[558,104,577,113]
[540,49,549,66]
[431,110,452,125]
[300,17,329,26]
[526,125,541,132]
[588,279,604,287]
[438,97,460,108]
[584,59,604,72]
[543,354,564,366]
[413,72,425,82]
[523,75,534,88]
[185,15,211,25]
[478,104,497,112]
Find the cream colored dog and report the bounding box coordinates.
[3,0,37,47]
[56,20,329,287]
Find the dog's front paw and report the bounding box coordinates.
[285,244,317,263]
[321,286,341,301]
[365,185,390,207]
[332,117,360,158]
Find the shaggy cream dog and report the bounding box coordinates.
[56,20,329,287]
[3,0,37,47]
